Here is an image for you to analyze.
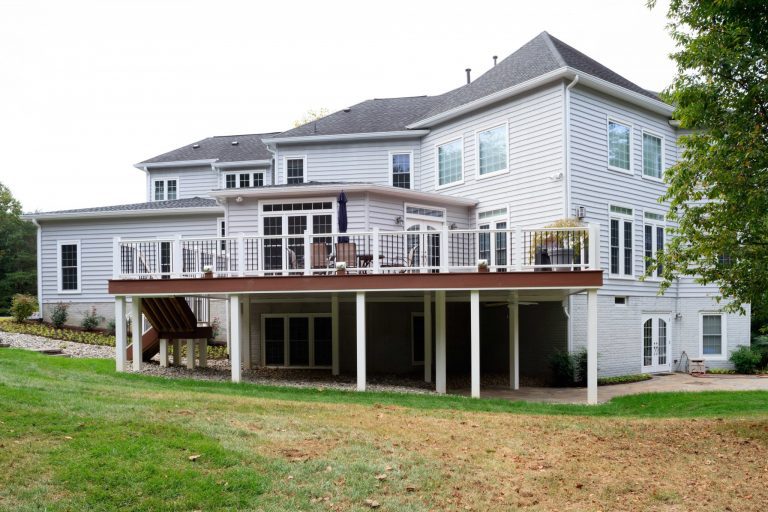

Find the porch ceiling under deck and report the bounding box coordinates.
[108,271,602,297]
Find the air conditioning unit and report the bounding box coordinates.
[575,205,586,219]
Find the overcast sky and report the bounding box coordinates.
[0,0,675,213]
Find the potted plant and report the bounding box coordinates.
[531,217,587,271]
[477,259,489,273]
[202,265,214,279]
[335,261,347,276]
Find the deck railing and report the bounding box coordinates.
[113,224,600,279]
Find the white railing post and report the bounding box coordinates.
[112,237,121,278]
[372,227,380,274]
[515,226,523,271]
[173,235,182,278]
[303,230,311,276]
[490,227,497,270]
[588,223,600,270]
[440,226,449,273]
[238,233,246,277]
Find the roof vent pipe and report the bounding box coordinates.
[493,55,498,66]
[465,68,471,84]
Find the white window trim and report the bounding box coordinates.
[152,177,179,201]
[389,150,414,189]
[608,203,635,279]
[614,296,628,307]
[434,137,464,190]
[222,170,266,189]
[283,155,307,185]
[643,210,666,280]
[641,129,665,182]
[258,197,336,236]
[404,202,447,224]
[606,117,634,175]
[474,122,510,180]
[476,206,510,226]
[699,312,728,361]
[57,240,82,294]
[260,313,332,368]
[411,312,425,365]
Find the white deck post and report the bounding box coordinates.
[331,293,340,376]
[173,235,183,278]
[509,299,519,390]
[114,296,126,372]
[356,291,366,391]
[303,230,311,276]
[372,227,380,274]
[198,339,207,368]
[186,339,195,369]
[172,339,181,366]
[587,288,598,404]
[588,223,600,270]
[435,290,447,394]
[423,291,432,383]
[241,295,252,370]
[515,226,523,271]
[230,294,242,383]
[131,297,142,372]
[440,226,449,272]
[470,290,480,398]
[159,338,169,368]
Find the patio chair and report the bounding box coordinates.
[335,242,357,272]
[399,245,419,273]
[310,242,332,274]
[286,248,298,270]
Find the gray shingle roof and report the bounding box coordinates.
[140,133,279,165]
[276,32,661,138]
[41,197,219,215]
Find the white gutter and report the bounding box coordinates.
[406,67,673,129]
[210,182,478,207]
[213,160,271,168]
[564,74,579,218]
[262,130,430,145]
[133,159,218,169]
[31,219,42,314]
[24,205,224,222]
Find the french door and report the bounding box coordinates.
[641,315,671,373]
[406,221,441,270]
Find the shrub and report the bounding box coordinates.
[209,316,221,341]
[10,294,38,323]
[51,302,69,328]
[730,346,761,374]
[105,318,116,336]
[550,350,575,387]
[0,320,115,346]
[573,348,588,386]
[80,307,103,331]
[752,335,768,369]
[598,374,652,386]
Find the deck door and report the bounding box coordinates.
[641,315,671,373]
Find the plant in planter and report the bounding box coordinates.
[335,261,347,275]
[477,259,489,273]
[202,265,214,278]
[531,217,587,270]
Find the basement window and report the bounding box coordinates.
[614,296,628,306]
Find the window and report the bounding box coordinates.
[701,314,726,358]
[261,200,334,271]
[405,205,445,219]
[477,208,509,268]
[152,178,178,201]
[642,132,663,179]
[644,212,665,277]
[58,241,81,293]
[391,152,412,189]
[437,139,463,187]
[262,314,332,367]
[609,205,633,277]
[223,171,264,189]
[608,120,631,171]
[412,313,425,365]
[477,124,508,176]
[286,157,305,184]
[614,296,627,306]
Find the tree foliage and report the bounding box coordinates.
[0,182,36,315]
[648,0,768,314]
[292,107,330,128]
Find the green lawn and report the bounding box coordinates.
[1,349,767,511]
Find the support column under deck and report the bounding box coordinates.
[131,297,142,372]
[186,339,195,369]
[356,291,366,391]
[241,296,252,370]
[587,289,598,405]
[159,338,169,368]
[115,296,126,372]
[230,295,242,383]
[423,292,432,383]
[470,290,480,398]
[509,300,519,390]
[331,293,340,376]
[435,290,447,394]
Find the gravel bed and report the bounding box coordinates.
[0,331,114,359]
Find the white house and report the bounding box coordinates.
[26,32,750,403]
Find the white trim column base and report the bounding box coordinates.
[230,295,242,383]
[356,291,366,391]
[470,290,480,398]
[159,338,169,368]
[587,289,598,405]
[114,296,126,372]
[131,297,142,372]
[435,290,447,394]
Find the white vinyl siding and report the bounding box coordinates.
[436,138,463,187]
[148,166,217,200]
[609,205,633,277]
[642,131,663,179]
[285,157,306,184]
[152,178,178,201]
[700,313,726,359]
[57,241,81,293]
[607,119,631,172]
[390,152,412,189]
[477,124,508,176]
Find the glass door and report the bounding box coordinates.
[642,315,671,373]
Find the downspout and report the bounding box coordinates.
[31,219,43,318]
[264,142,277,185]
[564,75,579,354]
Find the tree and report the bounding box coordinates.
[293,107,330,128]
[647,0,768,317]
[0,182,36,315]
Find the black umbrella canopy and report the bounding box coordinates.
[337,191,348,243]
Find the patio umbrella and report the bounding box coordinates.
[337,190,349,243]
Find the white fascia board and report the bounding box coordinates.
[133,159,218,170]
[261,130,430,145]
[24,206,224,222]
[211,183,478,207]
[214,160,271,168]
[406,67,674,129]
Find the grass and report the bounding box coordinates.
[1,349,767,511]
